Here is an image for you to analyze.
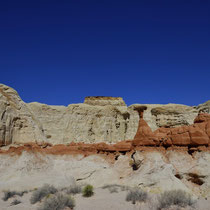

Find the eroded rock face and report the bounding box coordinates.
[0,83,210,145]
[0,84,45,146]
[133,110,210,146]
[1,149,210,197]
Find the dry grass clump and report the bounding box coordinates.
[126,188,148,204]
[82,184,94,197]
[38,192,75,210]
[158,189,195,209]
[30,184,57,204]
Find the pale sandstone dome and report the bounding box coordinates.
[0,83,209,145]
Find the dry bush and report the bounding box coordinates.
[126,188,148,204]
[38,193,75,210]
[158,189,195,209]
[30,184,57,204]
[65,184,82,195]
[10,199,21,206]
[2,190,28,201]
[102,184,130,192]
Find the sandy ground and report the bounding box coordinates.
[0,188,210,210]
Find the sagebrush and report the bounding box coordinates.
[158,189,195,209]
[126,188,148,204]
[38,193,75,210]
[30,184,57,204]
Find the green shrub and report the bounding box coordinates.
[38,193,75,210]
[82,185,94,197]
[158,189,195,209]
[30,184,57,204]
[126,188,148,204]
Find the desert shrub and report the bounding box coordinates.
[2,190,27,201]
[158,189,195,209]
[10,199,21,206]
[126,188,148,204]
[82,185,94,197]
[66,184,81,195]
[102,184,130,192]
[38,193,75,210]
[2,191,16,201]
[129,159,142,170]
[30,184,57,204]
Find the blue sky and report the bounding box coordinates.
[0,0,209,106]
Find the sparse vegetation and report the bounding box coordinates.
[82,184,94,197]
[66,184,81,195]
[10,199,21,206]
[102,184,130,192]
[158,189,195,209]
[129,159,142,170]
[2,190,28,201]
[38,193,75,210]
[30,184,57,204]
[126,188,148,204]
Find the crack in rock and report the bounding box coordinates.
[76,170,96,181]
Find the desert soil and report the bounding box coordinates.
[0,188,210,210]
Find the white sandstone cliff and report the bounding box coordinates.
[0,84,209,145]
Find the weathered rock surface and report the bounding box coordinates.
[133,109,210,146]
[0,149,210,198]
[0,83,209,145]
[84,96,126,106]
[0,84,46,146]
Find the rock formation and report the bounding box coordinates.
[0,84,210,198]
[133,107,210,147]
[84,96,126,106]
[0,84,46,146]
[0,83,210,146]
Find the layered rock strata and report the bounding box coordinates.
[133,108,210,147]
[0,83,209,145]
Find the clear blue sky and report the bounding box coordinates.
[0,0,209,106]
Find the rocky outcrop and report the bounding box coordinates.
[0,84,45,146]
[133,109,210,147]
[0,84,210,145]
